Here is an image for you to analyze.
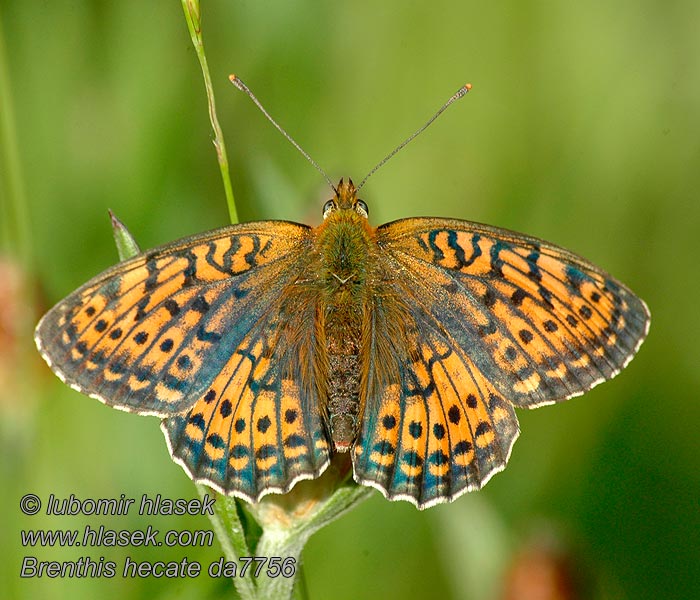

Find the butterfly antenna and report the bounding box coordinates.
[356,83,472,191]
[229,75,336,193]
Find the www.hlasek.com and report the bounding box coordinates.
[19,493,296,579]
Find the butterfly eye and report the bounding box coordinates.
[322,200,336,219]
[355,199,369,218]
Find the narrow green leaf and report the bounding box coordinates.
[109,210,141,261]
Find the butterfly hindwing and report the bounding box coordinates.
[163,308,330,502]
[353,305,519,509]
[34,221,313,416]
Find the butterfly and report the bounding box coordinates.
[35,178,650,509]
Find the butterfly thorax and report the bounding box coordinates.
[313,179,377,452]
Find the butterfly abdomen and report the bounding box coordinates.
[326,344,361,451]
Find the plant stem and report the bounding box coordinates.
[199,487,258,599]
[0,7,31,264]
[181,0,238,224]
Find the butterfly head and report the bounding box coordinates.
[323,178,369,220]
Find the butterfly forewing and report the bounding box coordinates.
[377,218,650,407]
[35,221,313,416]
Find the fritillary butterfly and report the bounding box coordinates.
[35,177,649,508]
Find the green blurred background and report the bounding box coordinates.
[2,1,698,599]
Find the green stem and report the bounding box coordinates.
[196,462,371,599]
[200,488,258,600]
[251,482,372,599]
[181,0,238,224]
[0,7,32,264]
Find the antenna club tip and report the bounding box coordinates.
[465,83,472,91]
[229,74,248,92]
